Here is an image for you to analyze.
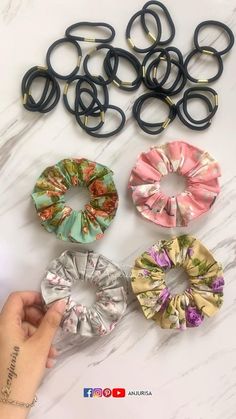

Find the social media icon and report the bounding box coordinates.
[112,388,126,398]
[103,388,112,397]
[93,388,102,398]
[83,388,93,398]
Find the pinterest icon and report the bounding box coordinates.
[103,388,112,398]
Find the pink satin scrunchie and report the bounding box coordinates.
[129,140,221,227]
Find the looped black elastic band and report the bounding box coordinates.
[156,59,187,96]
[163,46,183,64]
[65,21,116,43]
[75,88,106,132]
[176,93,214,130]
[83,104,126,138]
[142,49,186,95]
[182,87,218,125]
[75,90,126,138]
[194,20,235,56]
[83,44,119,85]
[21,66,60,113]
[142,48,171,90]
[184,46,224,84]
[63,75,98,115]
[141,1,175,45]
[46,37,82,80]
[76,76,109,116]
[133,92,177,135]
[104,47,142,91]
[126,9,162,53]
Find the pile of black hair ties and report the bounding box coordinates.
[21,1,234,138]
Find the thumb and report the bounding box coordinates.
[33,299,67,351]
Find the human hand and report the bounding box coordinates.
[0,291,66,419]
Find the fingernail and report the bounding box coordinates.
[53,299,67,314]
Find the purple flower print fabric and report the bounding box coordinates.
[131,235,224,330]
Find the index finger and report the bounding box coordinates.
[0,291,43,321]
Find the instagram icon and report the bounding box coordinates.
[93,388,103,398]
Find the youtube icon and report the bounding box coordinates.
[112,388,126,398]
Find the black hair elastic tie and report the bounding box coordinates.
[184,46,223,84]
[141,1,175,45]
[142,48,171,90]
[182,87,218,125]
[142,49,186,95]
[156,59,187,96]
[46,38,82,80]
[75,88,106,132]
[65,21,116,44]
[126,9,162,53]
[22,66,60,113]
[63,75,98,115]
[104,48,142,91]
[194,20,235,56]
[83,44,119,85]
[164,46,184,64]
[145,56,172,89]
[176,93,214,131]
[133,92,177,135]
[75,90,125,138]
[75,77,109,117]
[83,104,126,138]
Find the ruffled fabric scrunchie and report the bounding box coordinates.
[131,235,224,330]
[31,158,118,243]
[41,250,128,337]
[129,141,221,227]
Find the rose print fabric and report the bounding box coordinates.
[129,141,221,227]
[31,158,118,243]
[41,250,127,337]
[131,235,224,330]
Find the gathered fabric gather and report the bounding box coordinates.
[41,250,128,337]
[131,235,224,329]
[31,158,118,243]
[129,140,221,227]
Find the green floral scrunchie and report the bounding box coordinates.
[131,235,224,330]
[31,158,118,243]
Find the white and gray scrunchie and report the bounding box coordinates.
[41,250,128,337]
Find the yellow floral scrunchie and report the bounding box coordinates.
[131,235,224,330]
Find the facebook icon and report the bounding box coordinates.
[83,388,93,397]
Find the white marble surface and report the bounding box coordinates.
[0,0,236,418]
